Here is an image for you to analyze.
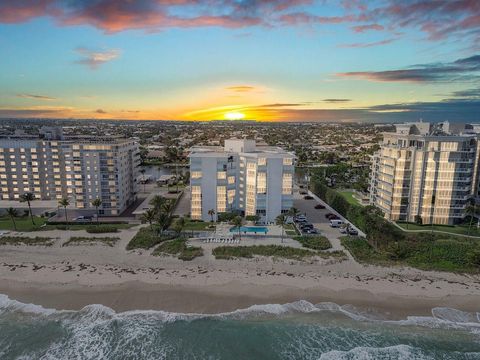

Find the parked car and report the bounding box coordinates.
[299,190,307,195]
[348,228,359,236]
[306,228,319,234]
[339,227,348,234]
[314,204,326,209]
[73,216,93,222]
[301,224,314,230]
[296,218,308,224]
[325,213,340,220]
[324,213,334,219]
[304,195,313,200]
[329,219,343,228]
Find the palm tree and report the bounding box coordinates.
[172,216,185,236]
[232,216,243,241]
[91,198,102,224]
[141,208,157,231]
[150,195,166,213]
[140,168,146,193]
[276,214,287,244]
[288,207,300,220]
[19,192,36,225]
[58,198,70,226]
[208,209,216,222]
[161,200,175,216]
[6,207,18,231]
[157,212,170,237]
[465,203,476,235]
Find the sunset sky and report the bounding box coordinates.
[0,0,479,122]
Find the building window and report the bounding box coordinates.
[191,171,202,179]
[258,157,266,166]
[217,171,227,180]
[257,172,267,194]
[283,158,293,166]
[282,173,293,195]
[217,186,227,212]
[228,176,235,185]
[191,186,202,219]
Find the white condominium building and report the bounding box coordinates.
[0,128,140,216]
[189,139,295,223]
[370,122,480,225]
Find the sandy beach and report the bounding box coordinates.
[0,227,479,318]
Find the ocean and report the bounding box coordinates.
[0,294,479,359]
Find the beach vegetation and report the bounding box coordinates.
[0,236,53,246]
[341,235,480,273]
[152,237,203,260]
[63,236,120,247]
[293,235,332,250]
[86,225,119,233]
[212,245,318,260]
[126,226,174,250]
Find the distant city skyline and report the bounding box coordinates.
[0,1,479,122]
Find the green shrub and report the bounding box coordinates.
[212,245,316,260]
[153,238,203,261]
[86,225,119,233]
[126,227,174,250]
[293,235,332,250]
[0,236,53,246]
[64,236,120,247]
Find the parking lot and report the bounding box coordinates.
[293,187,359,254]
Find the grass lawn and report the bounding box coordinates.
[338,190,361,206]
[45,223,135,231]
[63,236,120,247]
[0,236,53,246]
[341,235,480,273]
[180,220,215,231]
[0,216,48,232]
[284,224,299,236]
[397,222,480,238]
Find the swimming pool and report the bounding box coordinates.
[229,226,268,234]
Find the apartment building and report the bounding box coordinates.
[0,128,140,216]
[370,122,480,225]
[189,139,295,223]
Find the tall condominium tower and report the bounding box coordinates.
[189,139,295,223]
[0,128,140,216]
[369,122,480,225]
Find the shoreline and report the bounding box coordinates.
[1,278,479,319]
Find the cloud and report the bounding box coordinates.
[16,93,57,101]
[226,85,256,92]
[339,38,397,48]
[75,47,120,69]
[351,23,383,32]
[450,87,480,98]
[0,0,478,49]
[322,98,351,103]
[95,108,107,114]
[0,0,309,33]
[337,54,480,83]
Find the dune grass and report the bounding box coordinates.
[0,236,53,246]
[63,236,120,247]
[152,238,203,261]
[293,235,332,250]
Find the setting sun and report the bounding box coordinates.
[224,111,245,121]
